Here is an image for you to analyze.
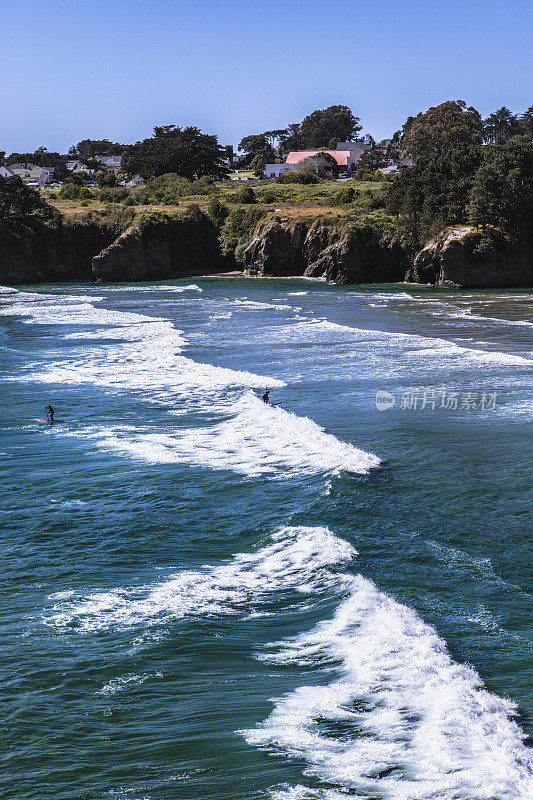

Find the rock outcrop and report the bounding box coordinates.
[244,217,408,284]
[92,209,225,281]
[243,218,308,276]
[0,219,116,284]
[305,224,409,284]
[406,226,533,288]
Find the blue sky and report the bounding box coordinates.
[1,0,532,154]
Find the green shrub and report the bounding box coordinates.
[234,186,256,204]
[219,206,266,259]
[332,186,356,205]
[276,171,318,184]
[207,197,229,227]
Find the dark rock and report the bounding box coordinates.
[243,218,308,276]
[305,224,408,284]
[0,220,116,284]
[92,210,226,282]
[407,227,533,288]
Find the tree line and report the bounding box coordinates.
[387,100,533,242]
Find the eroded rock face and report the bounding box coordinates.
[305,225,408,284]
[92,212,225,281]
[406,227,533,288]
[244,216,408,284]
[243,218,308,276]
[0,221,116,284]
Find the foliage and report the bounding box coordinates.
[297,152,339,179]
[69,139,124,159]
[134,173,219,204]
[99,186,130,203]
[6,146,63,167]
[219,206,266,260]
[59,184,92,200]
[234,187,256,204]
[482,107,522,144]
[207,197,230,227]
[300,105,361,148]
[331,186,356,205]
[95,170,118,187]
[520,106,533,139]
[279,123,303,153]
[238,134,270,155]
[276,170,318,184]
[123,125,229,180]
[0,175,60,231]
[356,146,386,174]
[388,101,483,239]
[401,100,482,160]
[468,135,533,238]
[64,171,90,185]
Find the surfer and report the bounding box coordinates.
[262,390,270,404]
[45,404,54,423]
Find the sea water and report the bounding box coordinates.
[1,278,531,800]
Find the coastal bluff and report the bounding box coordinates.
[243,218,533,288]
[91,208,225,282]
[1,209,532,288]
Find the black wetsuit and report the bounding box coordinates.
[262,392,270,404]
[45,405,54,422]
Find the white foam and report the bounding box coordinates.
[96,671,162,696]
[7,288,378,478]
[233,299,295,311]
[45,526,356,632]
[268,319,533,365]
[78,393,379,476]
[244,572,533,800]
[98,283,203,293]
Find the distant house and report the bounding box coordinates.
[0,165,15,178]
[277,137,373,176]
[66,160,92,174]
[126,175,145,186]
[10,166,48,188]
[97,155,123,171]
[264,163,298,179]
[285,150,354,168]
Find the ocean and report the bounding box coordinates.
[1,278,532,800]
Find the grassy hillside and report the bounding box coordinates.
[44,177,392,229]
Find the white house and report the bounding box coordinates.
[0,166,15,178]
[263,163,298,179]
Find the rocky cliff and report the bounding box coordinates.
[406,226,533,288]
[244,216,533,288]
[0,218,116,284]
[244,217,409,284]
[92,208,226,281]
[2,204,531,289]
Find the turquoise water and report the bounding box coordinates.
[1,278,532,800]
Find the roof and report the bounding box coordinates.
[285,150,351,166]
[98,155,123,165]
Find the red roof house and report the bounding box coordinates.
[285,150,352,166]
